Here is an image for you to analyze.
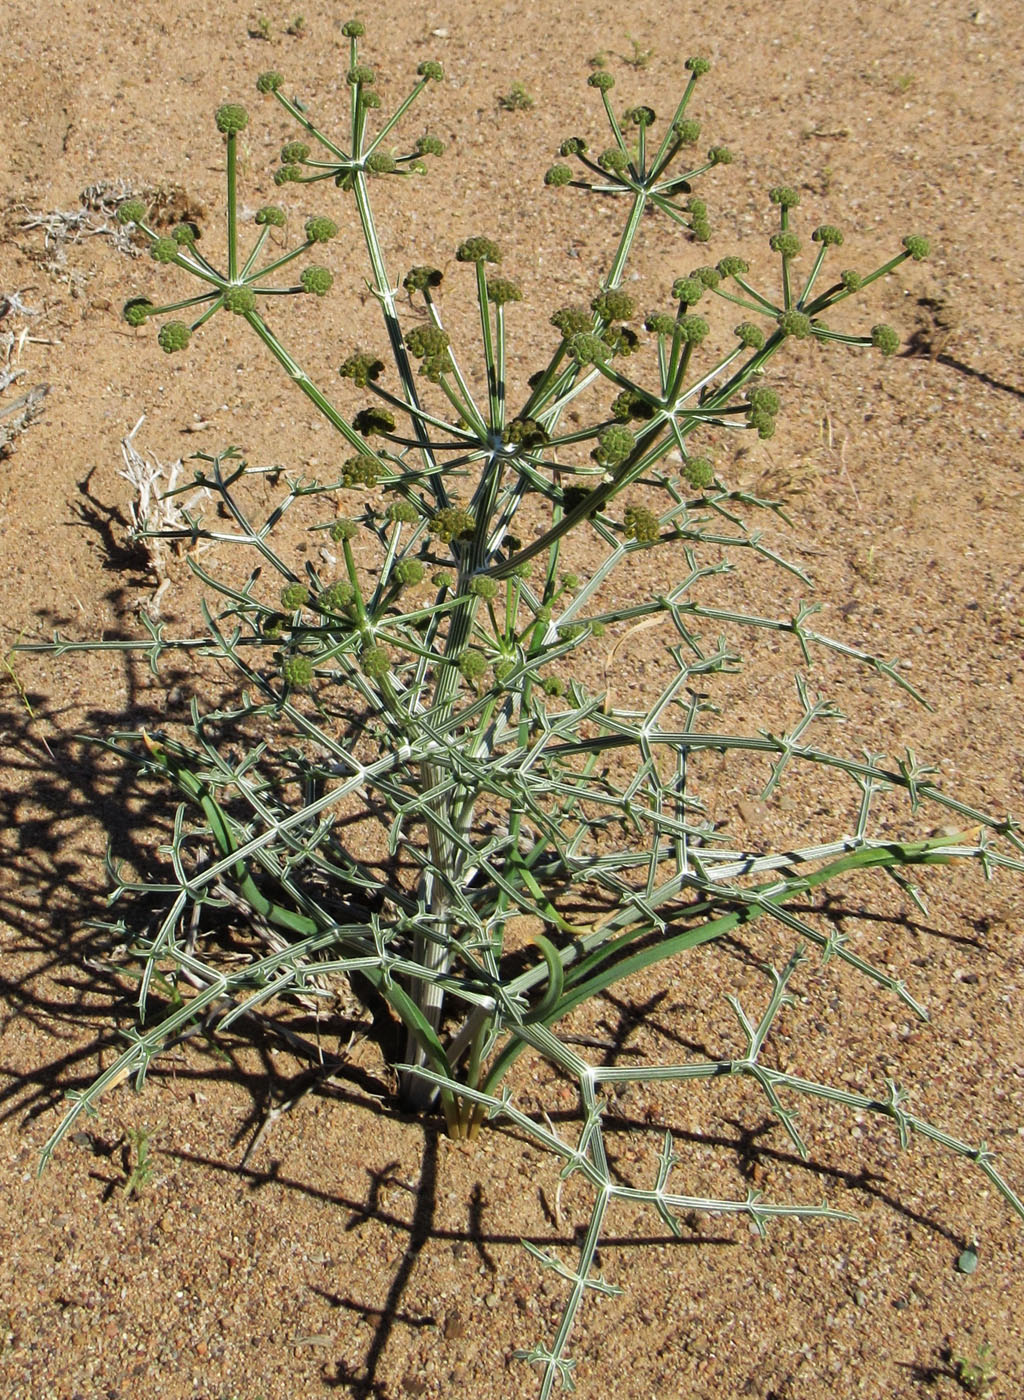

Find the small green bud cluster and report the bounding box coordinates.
[393,558,425,586]
[768,185,800,209]
[542,676,566,698]
[429,505,476,543]
[281,141,310,164]
[318,581,356,612]
[734,321,765,349]
[505,416,548,449]
[361,645,390,679]
[685,55,711,75]
[597,148,629,175]
[157,321,191,353]
[123,298,153,327]
[644,311,676,336]
[675,314,709,345]
[626,105,656,127]
[365,152,397,174]
[256,71,284,93]
[281,582,310,610]
[593,423,635,467]
[341,20,365,37]
[870,323,900,356]
[215,104,249,135]
[672,117,701,144]
[812,224,844,246]
[551,305,591,338]
[281,654,314,688]
[347,64,375,86]
[416,134,445,157]
[591,289,635,321]
[746,385,781,438]
[544,165,573,187]
[486,277,523,306]
[116,198,147,225]
[559,136,588,156]
[304,215,338,243]
[150,237,179,264]
[262,612,288,639]
[224,285,257,315]
[354,406,395,436]
[417,60,444,82]
[340,454,380,487]
[359,90,382,112]
[339,352,385,386]
[902,234,930,260]
[776,309,812,339]
[558,623,584,642]
[458,649,488,682]
[386,499,419,524]
[672,276,704,306]
[717,256,749,280]
[623,504,659,543]
[255,205,287,227]
[840,269,863,291]
[405,325,450,359]
[468,575,499,599]
[329,517,359,541]
[275,164,303,186]
[456,236,501,264]
[707,146,733,166]
[403,265,443,293]
[300,265,334,295]
[690,265,721,290]
[172,223,198,246]
[682,455,714,489]
[588,71,615,91]
[770,231,801,258]
[612,388,654,422]
[686,196,711,241]
[567,332,609,365]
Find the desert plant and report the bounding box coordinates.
[27,27,1023,1397]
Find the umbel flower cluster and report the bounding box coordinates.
[32,24,1022,1400]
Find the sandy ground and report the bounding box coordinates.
[1,1,1023,1396]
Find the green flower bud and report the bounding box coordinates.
[623,504,659,543]
[707,146,733,165]
[551,305,591,337]
[676,314,709,344]
[456,236,501,264]
[768,185,800,209]
[544,164,573,187]
[690,265,721,290]
[685,56,711,75]
[770,232,801,258]
[644,311,676,336]
[691,219,712,243]
[535,605,552,623]
[318,580,355,612]
[157,321,191,353]
[559,136,588,156]
[591,288,635,321]
[590,621,606,639]
[304,216,337,243]
[122,298,153,327]
[840,269,863,291]
[902,234,930,261]
[281,654,314,688]
[300,265,333,295]
[365,151,396,174]
[429,505,476,543]
[275,164,303,185]
[405,325,450,359]
[458,649,488,682]
[150,237,179,264]
[354,407,394,437]
[417,60,444,81]
[415,133,444,157]
[262,612,288,639]
[341,19,365,37]
[747,386,780,415]
[280,582,309,609]
[340,453,381,486]
[776,309,812,338]
[224,285,256,314]
[672,117,701,144]
[611,387,655,421]
[487,277,523,306]
[735,321,765,349]
[672,276,704,306]
[329,517,359,541]
[812,224,844,246]
[116,198,147,225]
[587,71,615,91]
[172,222,199,246]
[361,645,390,679]
[602,325,640,357]
[717,256,749,279]
[215,104,249,135]
[393,558,425,586]
[568,332,609,364]
[387,499,418,523]
[686,197,707,219]
[431,571,452,589]
[468,575,499,599]
[870,323,900,356]
[505,416,548,449]
[598,147,629,175]
[340,352,385,386]
[748,407,777,439]
[494,658,516,684]
[403,265,443,293]
[627,105,656,127]
[255,204,287,227]
[560,572,580,590]
[594,423,635,466]
[281,141,310,164]
[682,455,714,489]
[347,64,375,86]
[256,71,284,93]
[359,90,382,110]
[542,675,566,697]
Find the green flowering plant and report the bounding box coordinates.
[28,27,1023,1399]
